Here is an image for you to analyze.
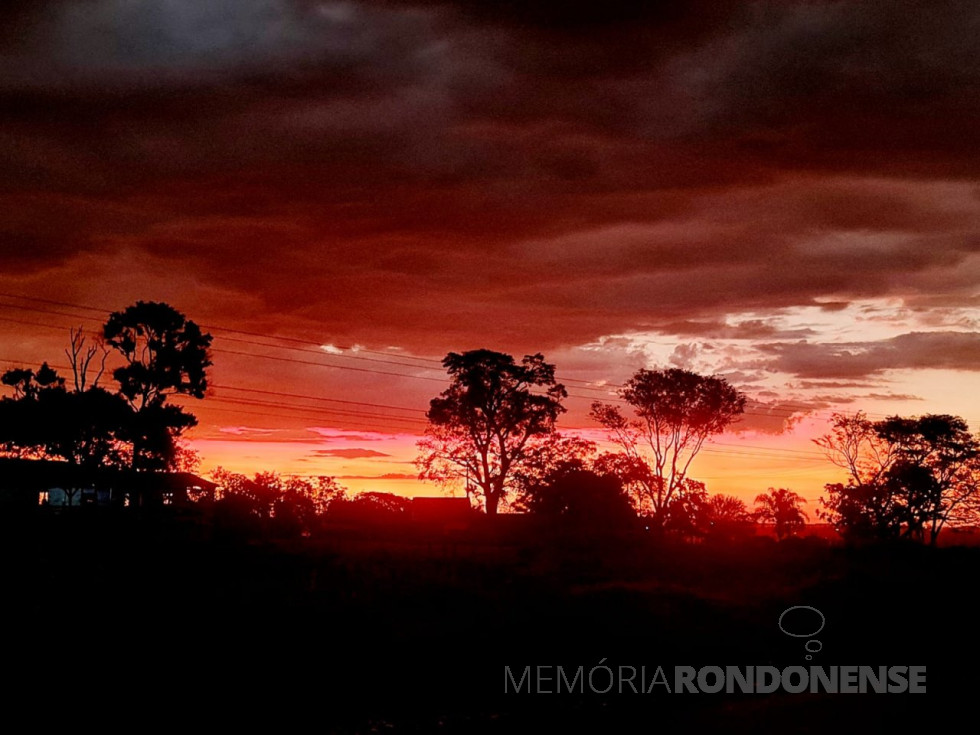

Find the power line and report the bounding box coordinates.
[195,392,829,459]
[0,343,800,432]
[211,383,424,414]
[0,360,863,466]
[0,336,966,434]
[0,289,627,385]
[0,293,835,398]
[0,293,970,470]
[214,347,450,383]
[1,294,975,427]
[174,394,428,428]
[172,403,424,437]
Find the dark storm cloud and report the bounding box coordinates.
[758,332,980,379]
[0,1,482,191]
[0,1,449,87]
[6,0,980,188]
[1,0,979,372]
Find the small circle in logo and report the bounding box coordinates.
[779,605,826,661]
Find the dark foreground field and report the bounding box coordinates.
[2,515,973,732]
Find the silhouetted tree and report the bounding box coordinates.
[518,469,635,527]
[1,362,64,399]
[590,368,745,528]
[660,478,710,537]
[879,415,978,544]
[212,469,280,521]
[39,387,132,468]
[0,363,134,506]
[0,366,131,469]
[816,412,905,542]
[820,481,902,543]
[103,301,212,469]
[817,413,980,545]
[591,451,656,505]
[813,411,897,487]
[698,494,753,540]
[121,402,198,471]
[592,453,726,537]
[754,488,807,540]
[416,350,567,515]
[0,365,62,459]
[0,308,211,477]
[212,469,344,536]
[327,491,412,524]
[173,441,202,473]
[510,433,596,510]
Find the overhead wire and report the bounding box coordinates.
[1,292,974,439]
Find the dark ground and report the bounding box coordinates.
[1,513,973,732]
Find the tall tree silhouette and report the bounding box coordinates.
[876,415,979,544]
[817,413,980,544]
[816,411,904,542]
[103,301,212,469]
[590,368,745,528]
[416,349,566,515]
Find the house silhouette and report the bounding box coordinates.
[0,457,216,513]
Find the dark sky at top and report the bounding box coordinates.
[0,1,978,399]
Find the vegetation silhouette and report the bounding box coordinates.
[3,327,979,550]
[0,301,212,479]
[0,379,131,470]
[328,490,413,523]
[208,469,345,538]
[416,349,567,515]
[700,494,754,541]
[754,487,808,541]
[590,367,746,529]
[816,412,980,544]
[104,301,212,469]
[1,490,962,732]
[515,468,636,527]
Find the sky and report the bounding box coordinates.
[1,0,979,506]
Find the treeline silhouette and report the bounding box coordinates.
[197,469,438,539]
[174,464,814,547]
[0,301,209,470]
[1,303,978,547]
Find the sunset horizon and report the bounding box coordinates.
[0,287,976,509]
